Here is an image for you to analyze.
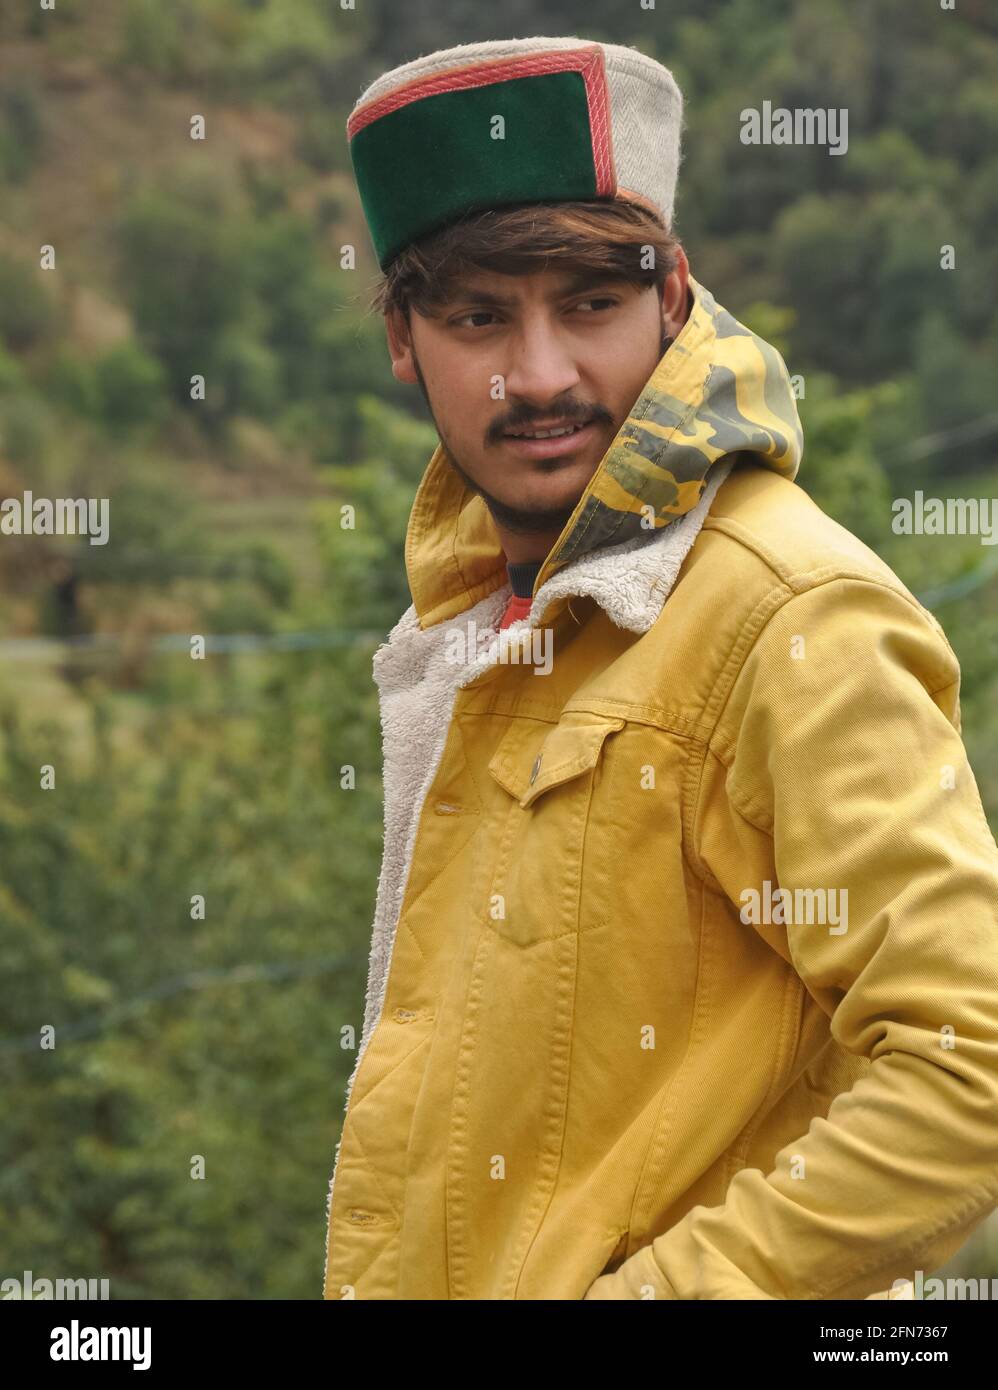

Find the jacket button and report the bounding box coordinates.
[529,753,542,785]
[393,1007,418,1023]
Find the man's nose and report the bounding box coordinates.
[501,316,583,407]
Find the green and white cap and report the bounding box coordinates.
[347,36,684,270]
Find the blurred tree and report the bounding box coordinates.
[113,187,253,415]
[0,77,44,184]
[0,254,59,352]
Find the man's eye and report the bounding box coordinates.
[452,298,618,329]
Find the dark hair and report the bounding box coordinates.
[368,199,682,322]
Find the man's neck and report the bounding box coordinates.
[499,529,564,565]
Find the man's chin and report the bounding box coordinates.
[480,476,586,533]
[493,483,592,535]
[444,457,576,531]
[481,498,579,535]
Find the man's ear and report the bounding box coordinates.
[661,244,690,341]
[385,307,418,385]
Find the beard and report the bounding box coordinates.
[410,354,576,535]
[446,456,581,535]
[410,327,674,537]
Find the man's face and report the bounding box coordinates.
[386,260,688,543]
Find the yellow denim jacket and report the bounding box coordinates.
[323,278,998,1299]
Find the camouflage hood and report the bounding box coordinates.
[404,274,803,629]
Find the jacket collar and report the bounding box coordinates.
[524,454,735,635]
[402,275,803,632]
[375,450,736,713]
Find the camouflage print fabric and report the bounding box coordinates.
[540,274,804,577]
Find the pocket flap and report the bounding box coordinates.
[488,714,626,809]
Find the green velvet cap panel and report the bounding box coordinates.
[350,71,600,269]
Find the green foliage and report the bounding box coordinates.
[313,396,438,631]
[0,390,55,467]
[737,302,795,360]
[115,0,192,84]
[44,343,170,433]
[0,77,44,184]
[0,677,379,1297]
[0,253,58,352]
[296,108,353,175]
[797,376,895,550]
[94,342,171,433]
[236,0,342,79]
[770,197,890,378]
[203,539,296,628]
[910,312,998,452]
[45,348,103,420]
[0,343,27,393]
[64,473,207,591]
[113,184,254,405]
[110,0,349,96]
[212,330,285,419]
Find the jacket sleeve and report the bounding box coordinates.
[585,575,998,1300]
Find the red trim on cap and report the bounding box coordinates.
[347,46,615,196]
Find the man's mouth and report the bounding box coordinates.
[503,420,592,440]
[501,419,599,460]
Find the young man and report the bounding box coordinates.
[324,36,998,1300]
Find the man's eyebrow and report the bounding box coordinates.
[441,271,628,308]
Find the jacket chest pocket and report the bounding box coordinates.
[479,713,626,947]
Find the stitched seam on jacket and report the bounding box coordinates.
[465,697,706,738]
[628,873,711,1236]
[726,969,805,1185]
[513,764,596,1296]
[680,739,724,887]
[704,575,959,761]
[389,726,486,933]
[709,746,775,838]
[698,584,794,737]
[927,677,960,703]
[350,1026,433,1114]
[809,1179,998,1300]
[447,923,498,1297]
[701,513,944,616]
[567,698,704,735]
[454,712,490,808]
[337,1113,407,1225]
[701,515,800,586]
